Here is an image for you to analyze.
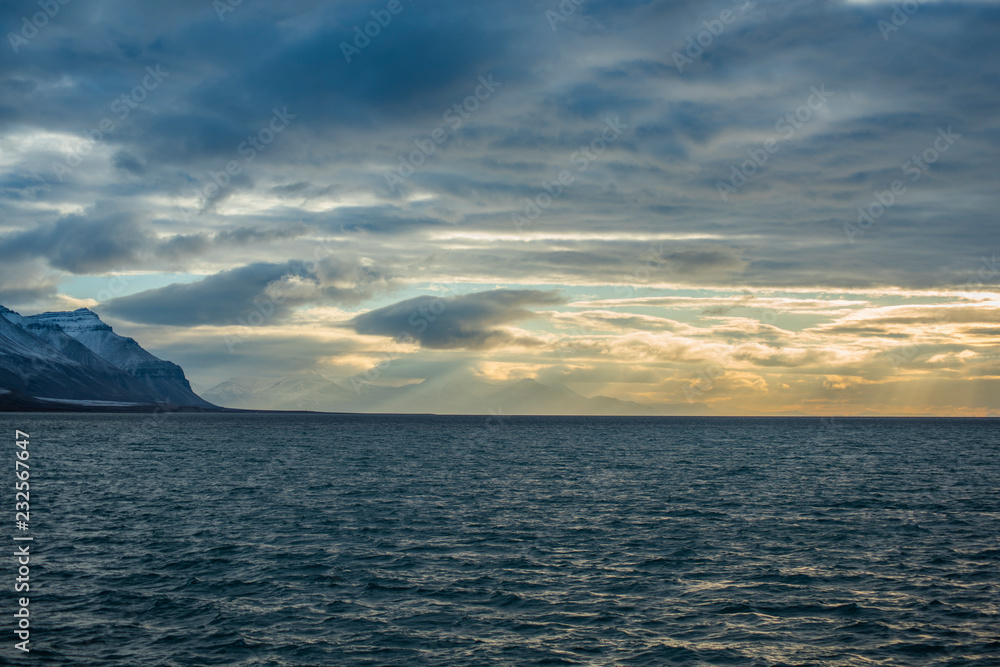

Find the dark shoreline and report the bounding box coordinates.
[0,391,319,414]
[1,402,995,419]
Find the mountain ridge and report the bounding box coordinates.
[0,305,215,410]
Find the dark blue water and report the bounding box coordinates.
[3,415,998,665]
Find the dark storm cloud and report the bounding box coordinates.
[351,289,566,349]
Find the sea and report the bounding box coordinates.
[2,414,998,666]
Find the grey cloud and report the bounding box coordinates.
[155,234,211,261]
[214,224,310,245]
[0,260,60,307]
[0,199,314,273]
[104,256,383,326]
[0,210,151,274]
[112,151,146,176]
[351,289,566,349]
[105,261,315,326]
[0,0,998,300]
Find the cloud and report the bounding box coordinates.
[0,200,315,273]
[0,209,151,274]
[0,259,60,306]
[1,0,999,414]
[351,289,566,349]
[104,256,386,326]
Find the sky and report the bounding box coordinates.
[1,0,999,415]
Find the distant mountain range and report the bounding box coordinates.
[203,372,715,416]
[0,305,215,411]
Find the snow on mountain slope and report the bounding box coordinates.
[21,318,168,399]
[23,308,213,407]
[23,318,129,371]
[0,309,147,401]
[0,305,27,327]
[0,305,214,408]
[27,309,162,372]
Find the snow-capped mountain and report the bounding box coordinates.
[0,305,214,409]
